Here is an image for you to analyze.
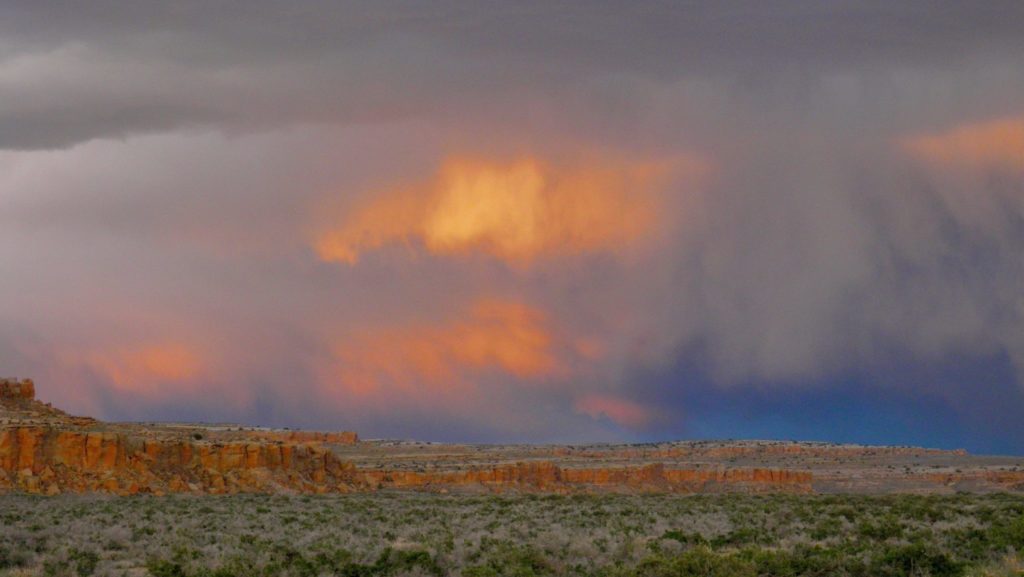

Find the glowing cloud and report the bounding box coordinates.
[329,299,563,396]
[902,116,1024,172]
[315,155,703,266]
[60,342,206,397]
[573,393,653,429]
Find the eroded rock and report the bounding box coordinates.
[2,376,1020,496]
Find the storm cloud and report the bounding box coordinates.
[1,1,1023,450]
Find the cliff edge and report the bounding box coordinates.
[2,377,1021,496]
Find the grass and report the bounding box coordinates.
[0,493,1021,576]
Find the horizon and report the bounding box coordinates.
[3,2,1024,455]
[10,378,1018,457]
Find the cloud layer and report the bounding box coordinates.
[1,2,1023,450]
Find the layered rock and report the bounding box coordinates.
[249,430,359,445]
[924,470,1024,491]
[2,377,1021,496]
[0,424,814,495]
[0,425,360,495]
[0,378,364,495]
[0,378,35,401]
[360,462,812,494]
[516,442,967,461]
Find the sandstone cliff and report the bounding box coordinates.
[0,378,361,495]
[0,422,813,495]
[0,378,34,400]
[2,377,1021,496]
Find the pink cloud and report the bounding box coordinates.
[573,393,654,429]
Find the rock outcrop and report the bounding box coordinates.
[0,420,813,495]
[0,378,35,401]
[249,430,359,445]
[2,377,1021,496]
[0,377,363,495]
[360,462,812,494]
[0,426,356,495]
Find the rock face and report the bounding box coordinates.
[249,430,360,445]
[359,462,813,494]
[0,421,813,495]
[0,377,361,495]
[0,426,358,495]
[0,378,35,401]
[1,377,1022,496]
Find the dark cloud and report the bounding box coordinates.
[635,350,1024,455]
[3,1,1024,149]
[1,2,1023,450]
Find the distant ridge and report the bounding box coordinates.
[2,378,1022,495]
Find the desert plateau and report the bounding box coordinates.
[4,1,1024,576]
[3,378,1024,577]
[3,378,1022,497]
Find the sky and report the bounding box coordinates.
[2,1,1024,454]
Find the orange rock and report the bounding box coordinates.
[219,444,245,470]
[0,378,35,400]
[0,430,15,471]
[0,377,998,497]
[16,428,40,472]
[244,444,262,468]
[54,432,86,467]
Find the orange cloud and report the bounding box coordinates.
[60,342,206,396]
[573,393,653,429]
[901,116,1024,172]
[314,154,706,266]
[330,299,563,396]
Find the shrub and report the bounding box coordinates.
[871,543,964,577]
[632,547,756,577]
[146,559,187,577]
[659,531,708,547]
[70,549,100,577]
[0,544,30,570]
[462,544,553,577]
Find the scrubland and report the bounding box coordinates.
[1,493,1022,577]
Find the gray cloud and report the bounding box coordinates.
[1,2,1023,443]
[3,1,1024,149]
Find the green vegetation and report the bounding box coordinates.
[0,493,1022,576]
